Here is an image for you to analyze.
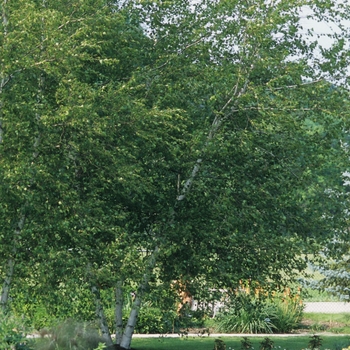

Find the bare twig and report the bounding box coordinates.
[267,78,324,91]
[229,106,325,113]
[57,9,77,29]
[153,35,207,70]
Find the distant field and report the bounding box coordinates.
[300,260,340,303]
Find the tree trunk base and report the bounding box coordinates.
[105,345,136,350]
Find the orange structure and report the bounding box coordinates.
[172,280,193,314]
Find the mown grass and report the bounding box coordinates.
[131,335,350,350]
[204,311,350,334]
[302,288,340,302]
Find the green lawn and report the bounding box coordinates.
[302,313,350,333]
[302,288,340,302]
[129,312,350,349]
[131,335,350,350]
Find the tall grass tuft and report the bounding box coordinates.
[268,297,303,333]
[216,287,303,334]
[216,294,276,334]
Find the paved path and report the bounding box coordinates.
[304,302,350,313]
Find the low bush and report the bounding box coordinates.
[32,319,106,350]
[175,304,207,330]
[135,306,177,334]
[130,302,205,334]
[0,311,32,350]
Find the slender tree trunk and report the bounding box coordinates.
[115,280,124,346]
[0,214,26,312]
[0,0,8,144]
[0,0,45,311]
[119,295,141,349]
[91,284,114,347]
[0,259,14,312]
[119,248,159,350]
[0,71,5,143]
[85,262,114,346]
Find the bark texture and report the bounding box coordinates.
[119,247,159,349]
[91,284,114,347]
[115,280,124,346]
[0,214,25,311]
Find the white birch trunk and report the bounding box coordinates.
[119,296,141,349]
[0,0,8,144]
[176,74,250,202]
[119,248,159,350]
[91,285,114,347]
[0,0,16,312]
[86,263,114,347]
[0,214,25,311]
[0,71,5,143]
[0,0,45,311]
[115,280,124,346]
[0,259,14,312]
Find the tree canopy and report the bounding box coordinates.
[1,0,350,348]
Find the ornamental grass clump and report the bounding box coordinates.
[216,286,303,334]
[216,306,276,334]
[216,292,276,334]
[267,295,304,333]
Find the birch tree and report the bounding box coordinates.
[0,0,143,312]
[1,1,350,350]
[116,1,350,347]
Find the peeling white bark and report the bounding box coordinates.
[0,0,45,310]
[176,116,220,202]
[0,258,14,312]
[0,214,26,311]
[119,295,141,349]
[1,0,7,28]
[115,280,123,346]
[91,284,114,347]
[176,158,202,201]
[119,247,159,350]
[0,0,8,144]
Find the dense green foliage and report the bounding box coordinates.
[1,0,350,348]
